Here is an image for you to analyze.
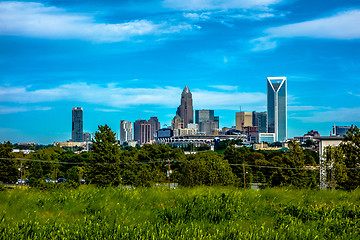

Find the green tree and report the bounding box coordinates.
[86,125,121,187]
[0,141,18,183]
[335,126,360,190]
[179,152,235,187]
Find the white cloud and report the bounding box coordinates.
[0,1,193,42]
[288,105,331,111]
[0,105,52,114]
[0,83,266,111]
[293,107,360,123]
[163,0,282,11]
[252,9,360,50]
[209,85,238,91]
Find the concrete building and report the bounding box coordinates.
[267,77,287,142]
[120,120,133,145]
[235,112,252,132]
[148,117,160,140]
[72,107,83,142]
[134,119,151,145]
[252,111,267,133]
[315,136,343,190]
[176,86,193,128]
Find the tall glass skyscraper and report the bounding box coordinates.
[72,107,83,142]
[267,77,287,142]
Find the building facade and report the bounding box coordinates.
[267,77,287,142]
[148,117,160,140]
[333,124,351,137]
[120,120,133,145]
[134,119,151,145]
[72,107,83,142]
[195,109,218,135]
[235,112,252,132]
[252,111,267,133]
[176,86,193,128]
[83,132,91,142]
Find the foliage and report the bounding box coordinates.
[1,187,360,239]
[179,152,235,187]
[86,125,121,187]
[0,141,18,183]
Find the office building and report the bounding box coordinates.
[214,116,219,129]
[267,77,287,142]
[195,110,214,124]
[120,120,133,145]
[235,112,252,132]
[252,111,267,133]
[176,86,193,128]
[333,124,351,137]
[72,107,83,142]
[134,119,151,145]
[195,109,219,135]
[149,117,160,140]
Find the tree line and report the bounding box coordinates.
[1,125,359,190]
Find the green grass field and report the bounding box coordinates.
[1,186,359,239]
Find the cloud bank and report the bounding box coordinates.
[252,9,360,50]
[0,1,193,42]
[0,83,266,112]
[163,0,282,11]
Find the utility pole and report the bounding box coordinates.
[243,163,246,189]
[20,160,23,189]
[168,159,171,190]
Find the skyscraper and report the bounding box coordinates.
[120,120,133,145]
[252,111,267,133]
[134,119,151,145]
[235,112,252,132]
[195,109,218,135]
[267,77,287,142]
[148,117,160,140]
[176,86,193,128]
[72,107,83,142]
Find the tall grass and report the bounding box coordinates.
[0,186,359,239]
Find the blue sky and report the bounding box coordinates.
[1,0,360,144]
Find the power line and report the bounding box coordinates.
[2,157,359,171]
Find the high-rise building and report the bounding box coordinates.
[195,109,219,135]
[72,107,83,142]
[176,86,193,128]
[195,109,214,124]
[134,119,151,145]
[252,111,267,133]
[235,112,252,132]
[148,117,160,140]
[120,120,133,145]
[214,116,219,130]
[267,77,287,142]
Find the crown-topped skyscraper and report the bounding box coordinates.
[267,77,287,142]
[176,86,194,128]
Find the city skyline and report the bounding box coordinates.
[1,0,360,143]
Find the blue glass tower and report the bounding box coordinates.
[267,77,287,142]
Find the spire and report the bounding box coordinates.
[183,86,190,94]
